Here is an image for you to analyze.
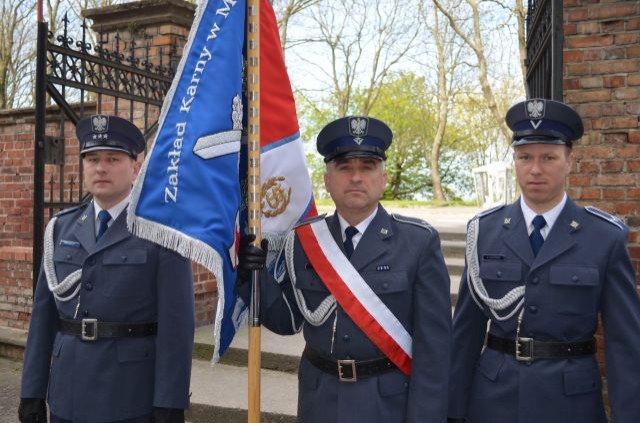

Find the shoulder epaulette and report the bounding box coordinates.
[585,206,624,230]
[293,213,327,229]
[474,204,505,220]
[391,214,433,232]
[53,203,88,218]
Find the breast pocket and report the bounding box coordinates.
[550,265,599,316]
[479,261,522,283]
[53,246,85,277]
[100,249,149,298]
[479,261,522,299]
[365,271,409,295]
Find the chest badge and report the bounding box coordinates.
[376,265,390,272]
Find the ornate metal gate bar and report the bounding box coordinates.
[33,12,177,288]
[525,0,563,100]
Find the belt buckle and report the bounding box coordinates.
[337,359,357,382]
[515,337,534,362]
[81,318,98,341]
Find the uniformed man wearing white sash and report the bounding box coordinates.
[239,116,452,423]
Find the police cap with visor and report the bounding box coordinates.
[76,114,146,158]
[317,116,393,162]
[506,99,584,148]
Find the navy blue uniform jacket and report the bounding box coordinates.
[21,202,195,422]
[448,198,640,423]
[260,206,452,423]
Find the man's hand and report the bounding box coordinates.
[238,234,268,284]
[151,407,184,423]
[18,398,47,423]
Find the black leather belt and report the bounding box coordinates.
[487,333,596,362]
[302,346,397,382]
[59,319,157,342]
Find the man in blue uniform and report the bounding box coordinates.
[240,116,452,422]
[447,99,640,423]
[19,115,195,423]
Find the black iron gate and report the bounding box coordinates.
[33,13,178,289]
[525,0,563,100]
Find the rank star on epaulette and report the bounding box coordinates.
[380,228,388,235]
[504,218,511,225]
[81,214,88,221]
[570,220,579,230]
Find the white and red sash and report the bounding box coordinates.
[296,219,412,375]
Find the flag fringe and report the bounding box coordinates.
[128,214,227,364]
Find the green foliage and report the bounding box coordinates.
[295,71,516,202]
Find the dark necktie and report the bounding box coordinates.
[343,226,358,259]
[529,215,546,257]
[96,210,112,241]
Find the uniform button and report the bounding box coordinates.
[85,282,93,291]
[528,305,538,314]
[496,271,502,278]
[121,256,128,262]
[531,277,539,285]
[342,335,351,342]
[403,382,409,388]
[528,332,535,337]
[345,355,352,359]
[88,258,96,265]
[82,310,89,317]
[572,275,579,282]
[66,254,72,260]
[382,282,389,290]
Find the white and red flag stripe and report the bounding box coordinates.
[259,0,316,248]
[296,219,412,375]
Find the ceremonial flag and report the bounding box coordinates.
[128,0,315,362]
[255,0,316,262]
[128,0,246,361]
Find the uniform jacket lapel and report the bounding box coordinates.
[327,213,345,254]
[74,202,96,252]
[501,203,535,266]
[530,198,579,272]
[95,209,132,252]
[350,206,392,271]
[74,202,133,254]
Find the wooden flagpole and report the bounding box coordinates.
[246,0,262,421]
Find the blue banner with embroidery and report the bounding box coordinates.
[128,0,246,362]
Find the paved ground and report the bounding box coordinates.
[0,358,21,423]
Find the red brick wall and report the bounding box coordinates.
[0,247,32,331]
[563,0,640,414]
[564,0,640,272]
[0,107,218,330]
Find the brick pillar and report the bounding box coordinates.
[82,0,195,120]
[563,0,640,414]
